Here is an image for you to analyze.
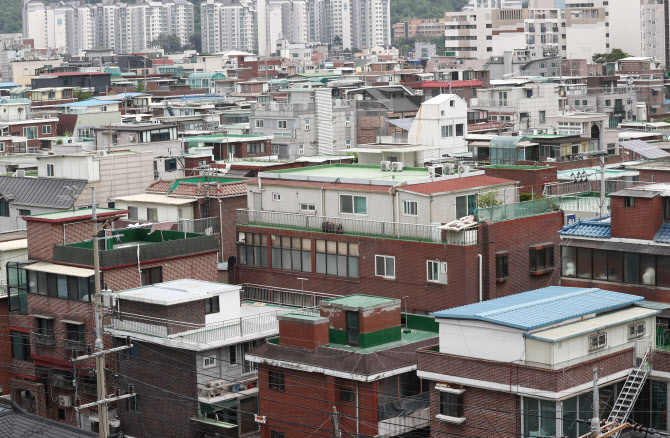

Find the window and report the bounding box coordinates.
[441,125,453,137]
[589,332,607,350]
[298,144,304,155]
[271,431,284,438]
[255,119,264,128]
[539,111,546,123]
[165,158,177,172]
[22,266,92,303]
[272,192,281,201]
[10,331,31,361]
[273,236,312,272]
[66,323,85,344]
[203,356,217,368]
[345,116,351,127]
[141,267,162,286]
[23,126,37,139]
[299,203,315,212]
[403,200,418,216]
[127,395,140,413]
[665,198,670,219]
[199,203,210,219]
[427,260,440,283]
[304,119,310,130]
[36,317,54,337]
[315,240,358,278]
[228,345,237,364]
[455,124,464,136]
[524,398,556,436]
[529,245,554,273]
[628,322,645,339]
[339,381,354,402]
[496,253,509,281]
[241,341,258,373]
[238,232,268,267]
[246,143,265,154]
[625,197,635,207]
[127,207,138,221]
[277,120,287,129]
[46,163,55,177]
[205,296,220,314]
[455,194,477,219]
[269,371,285,392]
[19,209,31,216]
[0,199,8,217]
[440,392,463,418]
[146,207,158,222]
[339,194,367,215]
[605,99,611,106]
[375,255,395,279]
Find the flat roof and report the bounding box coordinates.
[116,279,240,305]
[24,208,128,222]
[114,193,194,205]
[263,164,432,184]
[24,261,94,278]
[323,294,399,309]
[0,238,27,252]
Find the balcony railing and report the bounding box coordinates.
[241,284,341,308]
[543,179,653,197]
[178,216,221,236]
[476,198,560,222]
[469,98,521,108]
[237,209,478,245]
[32,332,55,346]
[63,339,87,352]
[108,307,320,346]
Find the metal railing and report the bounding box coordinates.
[178,216,220,236]
[559,196,611,212]
[108,307,320,345]
[237,209,478,245]
[241,284,341,308]
[469,98,520,108]
[477,198,560,222]
[63,339,87,352]
[32,332,55,346]
[543,179,654,197]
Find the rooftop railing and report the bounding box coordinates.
[476,198,560,222]
[241,283,341,308]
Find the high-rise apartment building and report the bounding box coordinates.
[22,0,194,55]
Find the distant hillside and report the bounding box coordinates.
[391,0,469,24]
[0,0,22,34]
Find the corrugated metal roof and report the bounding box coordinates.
[0,177,86,209]
[388,118,414,131]
[558,216,611,238]
[562,239,670,256]
[609,188,659,198]
[431,286,644,330]
[654,223,670,243]
[0,400,96,437]
[620,139,670,159]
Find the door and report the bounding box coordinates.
[253,192,262,211]
[346,311,359,346]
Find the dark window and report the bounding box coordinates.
[659,256,670,287]
[66,323,85,343]
[141,267,162,286]
[624,253,640,284]
[339,381,354,402]
[665,198,670,219]
[238,232,268,268]
[315,240,358,278]
[36,317,54,336]
[18,209,31,216]
[269,371,285,392]
[205,296,220,314]
[455,124,464,136]
[625,197,635,207]
[496,254,508,280]
[529,245,554,273]
[593,249,608,280]
[576,247,592,279]
[607,251,623,282]
[271,432,285,438]
[440,392,464,418]
[10,331,31,361]
[0,199,9,217]
[58,408,65,419]
[199,202,210,219]
[164,158,177,172]
[7,262,28,314]
[346,311,359,346]
[126,395,140,413]
[229,345,237,364]
[456,194,477,218]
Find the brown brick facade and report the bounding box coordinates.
[278,318,329,350]
[610,195,664,240]
[483,166,557,194]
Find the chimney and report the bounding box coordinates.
[277,313,329,350]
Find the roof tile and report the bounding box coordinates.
[558,215,612,238]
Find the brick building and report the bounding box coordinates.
[247,294,438,438]
[417,287,667,437]
[559,182,670,302]
[4,208,219,433]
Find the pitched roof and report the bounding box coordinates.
[0,177,86,209]
[170,182,247,197]
[146,180,173,193]
[399,175,516,195]
[0,400,96,437]
[558,215,611,238]
[654,223,670,243]
[431,286,644,330]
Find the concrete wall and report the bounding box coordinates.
[438,319,526,362]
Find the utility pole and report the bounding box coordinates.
[92,188,109,438]
[331,406,342,438]
[590,367,600,438]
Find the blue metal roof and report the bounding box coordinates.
[0,82,19,88]
[654,223,670,243]
[431,286,644,330]
[558,215,611,238]
[55,100,118,107]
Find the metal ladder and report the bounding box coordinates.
[605,345,653,436]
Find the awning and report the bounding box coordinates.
[24,262,94,278]
[33,314,54,320]
[468,141,491,148]
[561,239,670,256]
[388,118,415,131]
[61,319,85,325]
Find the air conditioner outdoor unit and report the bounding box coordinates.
[458,165,471,174]
[429,165,443,177]
[443,163,455,174]
[15,169,26,177]
[59,395,73,407]
[380,161,391,171]
[391,162,404,171]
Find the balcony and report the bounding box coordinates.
[469,98,520,108]
[107,304,320,350]
[236,209,478,245]
[32,332,55,346]
[378,393,430,436]
[63,339,87,352]
[52,228,219,269]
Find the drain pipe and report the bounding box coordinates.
[477,254,483,302]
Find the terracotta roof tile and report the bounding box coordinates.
[399,175,516,195]
[146,180,172,193]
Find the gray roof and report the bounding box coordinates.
[0,400,96,437]
[0,177,86,209]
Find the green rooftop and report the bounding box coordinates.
[323,294,398,309]
[170,176,241,190]
[326,328,437,354]
[266,164,430,183]
[280,312,325,321]
[25,208,126,221]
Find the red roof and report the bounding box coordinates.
[151,59,174,65]
[146,180,172,193]
[399,175,516,195]
[43,72,109,77]
[171,182,247,198]
[420,80,483,88]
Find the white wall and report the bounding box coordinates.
[114,200,194,222]
[438,319,527,362]
[205,287,241,324]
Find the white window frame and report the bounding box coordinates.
[298,144,305,155]
[42,124,52,135]
[300,203,316,212]
[588,332,607,351]
[346,140,351,149]
[402,200,418,216]
[203,356,216,368]
[46,163,55,177]
[277,120,287,129]
[427,260,440,283]
[0,142,4,152]
[339,194,367,215]
[272,192,281,201]
[628,322,645,339]
[304,119,310,130]
[345,116,351,127]
[441,125,453,138]
[255,119,264,128]
[375,255,396,279]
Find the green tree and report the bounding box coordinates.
[135,82,146,93]
[393,36,446,57]
[188,33,202,52]
[391,0,468,24]
[477,190,503,209]
[592,48,631,64]
[151,33,183,53]
[73,88,92,101]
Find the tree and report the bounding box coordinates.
[592,48,630,64]
[188,33,202,52]
[73,88,92,101]
[477,190,503,209]
[333,35,342,47]
[135,82,146,93]
[151,33,183,53]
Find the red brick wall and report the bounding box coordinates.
[258,365,378,438]
[359,305,400,334]
[482,166,557,194]
[278,319,329,350]
[26,219,114,261]
[0,299,11,394]
[119,299,207,334]
[610,195,664,240]
[218,196,248,262]
[637,168,670,184]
